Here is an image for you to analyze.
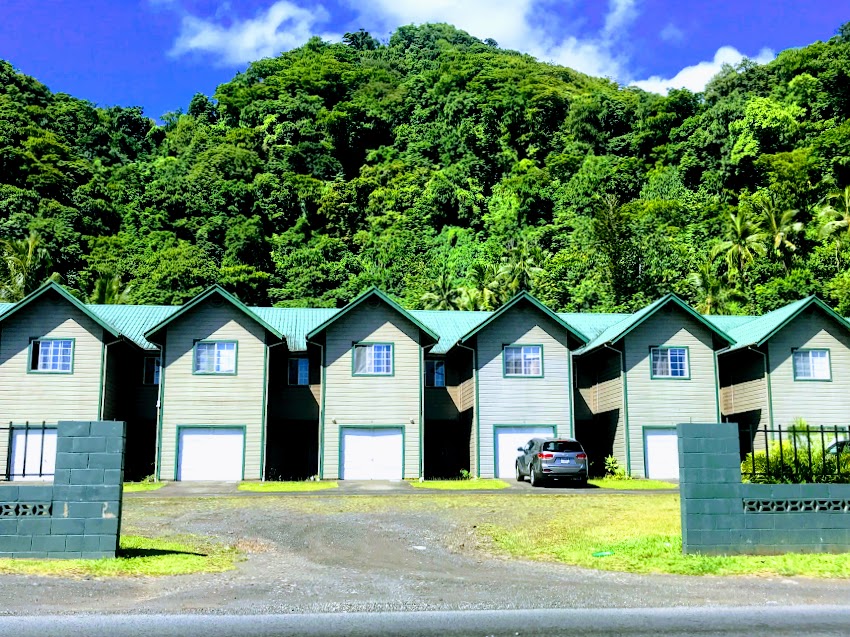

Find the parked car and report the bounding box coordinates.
[826,439,850,455]
[515,437,588,487]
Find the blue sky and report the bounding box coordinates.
[0,1,846,119]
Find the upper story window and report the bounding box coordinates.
[503,345,543,377]
[793,349,831,381]
[193,341,237,375]
[30,338,74,373]
[288,357,310,386]
[352,343,393,376]
[651,347,689,379]
[143,356,161,385]
[425,359,446,387]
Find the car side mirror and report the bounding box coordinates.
[517,447,525,452]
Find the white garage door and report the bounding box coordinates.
[10,428,57,481]
[495,426,556,478]
[340,428,403,480]
[644,428,679,480]
[178,428,244,481]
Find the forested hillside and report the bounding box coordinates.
[2,23,850,314]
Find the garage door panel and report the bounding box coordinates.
[644,428,679,480]
[178,428,244,481]
[495,426,555,478]
[341,428,403,480]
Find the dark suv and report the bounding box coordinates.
[515,438,588,487]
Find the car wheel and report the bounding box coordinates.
[515,462,524,482]
[529,467,539,487]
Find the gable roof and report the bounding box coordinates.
[457,291,588,345]
[143,285,285,343]
[574,293,735,356]
[0,282,120,339]
[721,296,850,353]
[305,287,440,343]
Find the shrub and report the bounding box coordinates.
[742,441,850,484]
[604,455,631,480]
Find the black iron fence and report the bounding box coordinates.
[740,423,850,484]
[1,422,57,481]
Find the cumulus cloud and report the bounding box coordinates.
[169,1,336,66]
[659,23,684,43]
[631,45,775,94]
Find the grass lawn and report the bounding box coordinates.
[480,494,850,577]
[0,535,238,577]
[588,478,678,490]
[238,480,339,492]
[409,478,509,490]
[124,482,166,493]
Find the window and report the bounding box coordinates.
[30,339,73,373]
[541,440,584,453]
[793,349,830,381]
[425,360,446,387]
[288,358,310,385]
[503,345,543,377]
[651,347,689,379]
[352,343,393,375]
[193,341,237,374]
[143,356,161,385]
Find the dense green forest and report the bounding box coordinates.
[2,23,850,314]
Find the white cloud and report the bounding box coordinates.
[602,0,639,40]
[169,1,336,66]
[631,46,775,94]
[659,23,684,44]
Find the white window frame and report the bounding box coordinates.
[792,349,831,381]
[650,347,689,379]
[425,359,446,387]
[503,345,543,377]
[30,338,74,373]
[193,341,237,375]
[143,356,161,385]
[352,343,393,376]
[288,357,310,386]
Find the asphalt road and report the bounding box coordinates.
[1,607,850,637]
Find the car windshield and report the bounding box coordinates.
[541,441,583,453]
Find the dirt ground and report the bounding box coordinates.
[1,493,849,615]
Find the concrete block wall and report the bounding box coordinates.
[679,422,850,555]
[0,421,125,559]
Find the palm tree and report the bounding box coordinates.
[90,273,132,305]
[454,286,482,311]
[712,209,767,285]
[0,232,60,302]
[817,185,850,269]
[499,236,545,296]
[420,269,459,310]
[688,256,744,315]
[753,192,802,271]
[466,262,504,310]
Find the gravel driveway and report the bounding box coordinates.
[0,493,848,615]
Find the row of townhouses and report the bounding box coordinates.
[1,282,848,482]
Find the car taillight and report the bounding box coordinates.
[537,453,554,459]
[576,453,587,460]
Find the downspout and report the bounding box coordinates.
[456,341,479,478]
[714,345,731,424]
[99,336,124,421]
[306,338,325,479]
[603,342,630,475]
[264,339,288,482]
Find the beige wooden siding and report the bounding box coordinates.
[475,306,572,478]
[573,348,625,468]
[159,302,268,481]
[321,302,422,479]
[767,311,850,427]
[624,311,719,477]
[718,348,767,423]
[0,296,105,476]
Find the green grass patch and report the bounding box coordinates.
[588,478,677,490]
[0,535,239,577]
[237,480,339,492]
[123,481,166,493]
[480,494,850,577]
[409,478,509,490]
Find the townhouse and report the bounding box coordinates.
[2,282,850,483]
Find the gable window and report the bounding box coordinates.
[288,358,310,385]
[29,339,74,373]
[793,349,830,381]
[651,347,689,379]
[503,345,543,377]
[143,356,161,385]
[193,341,237,375]
[425,360,446,387]
[352,343,393,376]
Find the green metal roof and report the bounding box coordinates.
[409,310,491,354]
[251,307,339,351]
[88,304,180,350]
[703,314,759,334]
[558,312,628,341]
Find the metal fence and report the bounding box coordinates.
[740,423,850,484]
[1,422,57,481]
